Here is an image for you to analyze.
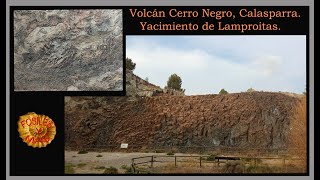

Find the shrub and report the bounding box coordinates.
[65,164,75,174]
[103,166,118,174]
[77,150,88,154]
[256,158,262,164]
[166,74,183,91]
[223,161,244,173]
[241,157,252,163]
[246,165,282,173]
[135,168,152,174]
[219,88,228,95]
[96,154,103,157]
[95,166,106,169]
[155,150,164,153]
[167,152,175,156]
[77,163,86,168]
[126,57,136,71]
[121,165,134,174]
[206,154,216,161]
[247,88,255,92]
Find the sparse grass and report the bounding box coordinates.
[77,150,88,154]
[241,157,252,163]
[155,150,165,153]
[206,154,216,161]
[149,163,221,173]
[167,152,175,156]
[72,156,77,158]
[121,165,134,174]
[223,161,245,173]
[96,154,103,157]
[103,166,118,174]
[94,166,105,169]
[65,164,75,174]
[246,164,282,173]
[77,163,87,168]
[256,158,262,164]
[134,167,153,174]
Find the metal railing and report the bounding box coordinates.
[130,155,305,173]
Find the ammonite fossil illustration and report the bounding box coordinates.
[17,112,56,148]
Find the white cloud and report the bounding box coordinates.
[127,40,209,71]
[251,55,283,76]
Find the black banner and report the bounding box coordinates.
[124,6,309,35]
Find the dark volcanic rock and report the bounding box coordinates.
[14,9,123,91]
[65,92,300,150]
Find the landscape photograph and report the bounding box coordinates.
[64,35,307,174]
[13,9,123,91]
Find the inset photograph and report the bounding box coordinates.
[13,9,123,91]
[65,36,307,174]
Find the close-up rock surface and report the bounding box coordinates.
[14,9,123,91]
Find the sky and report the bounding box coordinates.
[126,35,306,95]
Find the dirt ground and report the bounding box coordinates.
[65,151,305,174]
[65,151,211,174]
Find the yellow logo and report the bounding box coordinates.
[17,112,56,148]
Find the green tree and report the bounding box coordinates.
[247,88,255,92]
[219,88,228,95]
[126,57,136,71]
[167,73,183,91]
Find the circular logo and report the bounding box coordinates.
[17,112,56,148]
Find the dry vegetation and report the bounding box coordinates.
[288,96,307,172]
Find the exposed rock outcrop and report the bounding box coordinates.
[126,70,184,99]
[14,9,123,91]
[65,92,300,151]
[126,71,163,98]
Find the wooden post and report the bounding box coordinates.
[243,161,245,173]
[218,158,220,167]
[200,156,202,167]
[131,158,135,173]
[282,158,286,173]
[151,156,154,168]
[175,156,177,167]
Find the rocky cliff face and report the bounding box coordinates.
[14,9,123,91]
[126,71,163,98]
[126,71,185,99]
[65,92,300,150]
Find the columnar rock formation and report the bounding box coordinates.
[14,9,123,91]
[65,92,300,151]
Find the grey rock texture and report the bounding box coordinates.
[14,9,123,91]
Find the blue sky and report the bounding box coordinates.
[126,35,306,95]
